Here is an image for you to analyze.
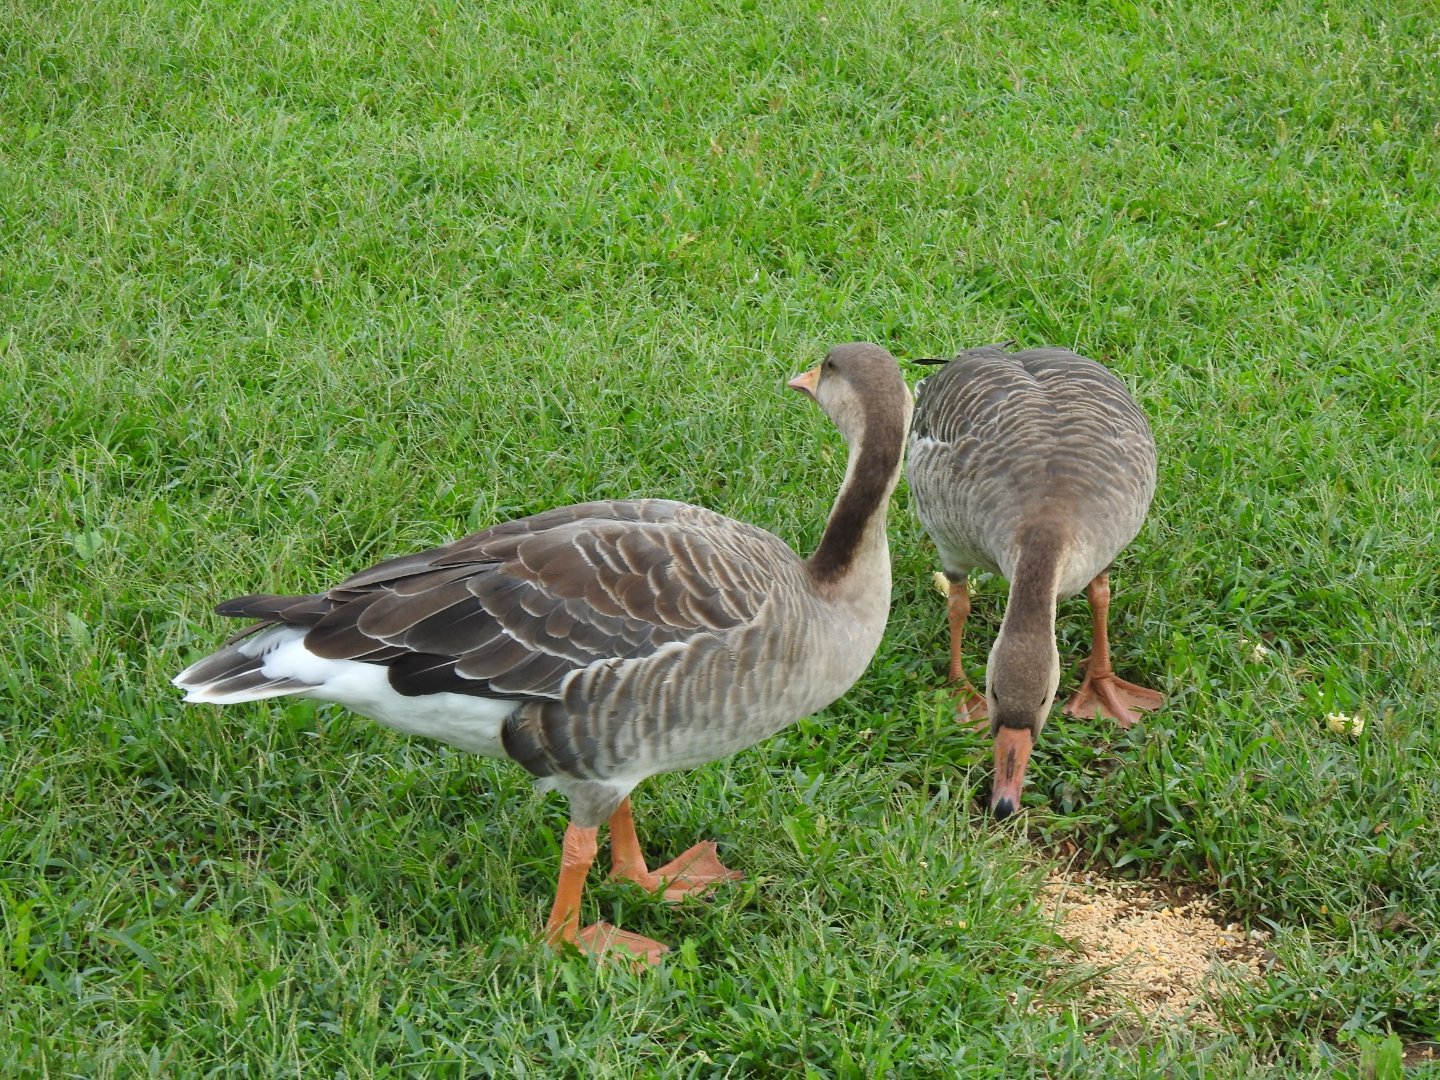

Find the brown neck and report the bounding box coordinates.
[806,409,906,585]
[1000,520,1069,636]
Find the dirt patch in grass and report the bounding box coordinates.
[1404,1043,1440,1069]
[1039,870,1271,1027]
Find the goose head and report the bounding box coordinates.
[789,342,913,450]
[986,627,1061,820]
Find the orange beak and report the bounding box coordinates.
[989,726,1034,820]
[788,366,821,399]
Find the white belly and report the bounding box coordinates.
[244,628,517,758]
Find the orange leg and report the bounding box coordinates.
[1063,572,1164,728]
[544,822,669,966]
[946,575,988,727]
[543,823,599,949]
[607,798,742,900]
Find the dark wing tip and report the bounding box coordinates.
[912,341,1022,367]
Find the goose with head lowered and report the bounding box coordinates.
[905,343,1163,820]
[175,343,912,963]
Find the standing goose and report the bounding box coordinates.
[906,343,1162,819]
[175,343,912,963]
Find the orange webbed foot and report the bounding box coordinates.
[606,801,742,903]
[953,682,988,731]
[619,841,744,902]
[575,922,670,968]
[1064,672,1163,728]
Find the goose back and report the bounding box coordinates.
[907,346,1156,597]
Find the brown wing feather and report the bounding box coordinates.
[232,500,782,702]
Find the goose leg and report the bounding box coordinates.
[1063,572,1164,727]
[943,574,988,727]
[545,822,668,966]
[607,798,742,900]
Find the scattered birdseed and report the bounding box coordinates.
[1038,870,1270,1028]
[1324,711,1364,737]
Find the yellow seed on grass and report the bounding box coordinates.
[1324,712,1364,737]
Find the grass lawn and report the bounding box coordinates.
[4,0,1439,1074]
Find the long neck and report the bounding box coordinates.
[806,416,906,587]
[998,520,1070,639]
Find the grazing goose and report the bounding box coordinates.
[175,343,912,963]
[906,343,1162,819]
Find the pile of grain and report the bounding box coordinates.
[1038,870,1271,1027]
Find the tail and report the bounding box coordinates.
[173,593,332,704]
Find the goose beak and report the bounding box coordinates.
[989,725,1034,820]
[788,366,820,399]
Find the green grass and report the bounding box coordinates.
[4,0,1439,1074]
